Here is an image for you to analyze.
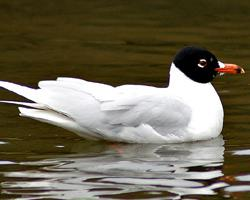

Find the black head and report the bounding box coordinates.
[173,46,220,83]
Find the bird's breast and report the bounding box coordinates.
[184,84,224,141]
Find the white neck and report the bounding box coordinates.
[168,63,212,91]
[168,63,224,140]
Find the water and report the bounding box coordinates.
[0,0,250,199]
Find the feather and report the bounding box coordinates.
[0,81,42,103]
[0,100,46,109]
[0,79,192,142]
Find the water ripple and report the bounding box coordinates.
[1,137,226,199]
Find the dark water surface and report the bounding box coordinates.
[0,0,250,199]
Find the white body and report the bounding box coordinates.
[0,64,224,143]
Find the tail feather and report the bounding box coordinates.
[0,80,105,140]
[18,107,74,125]
[0,100,46,109]
[18,107,100,140]
[0,81,41,103]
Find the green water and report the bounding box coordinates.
[0,0,250,199]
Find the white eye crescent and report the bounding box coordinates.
[198,59,207,68]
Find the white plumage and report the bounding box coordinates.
[0,64,223,143]
[0,46,244,143]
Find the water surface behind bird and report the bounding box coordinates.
[0,0,250,199]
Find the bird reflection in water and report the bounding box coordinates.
[2,136,227,199]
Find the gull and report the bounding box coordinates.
[0,46,245,143]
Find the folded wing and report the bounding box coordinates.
[0,78,191,143]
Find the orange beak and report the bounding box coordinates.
[215,63,245,74]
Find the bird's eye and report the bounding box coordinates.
[198,59,207,68]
